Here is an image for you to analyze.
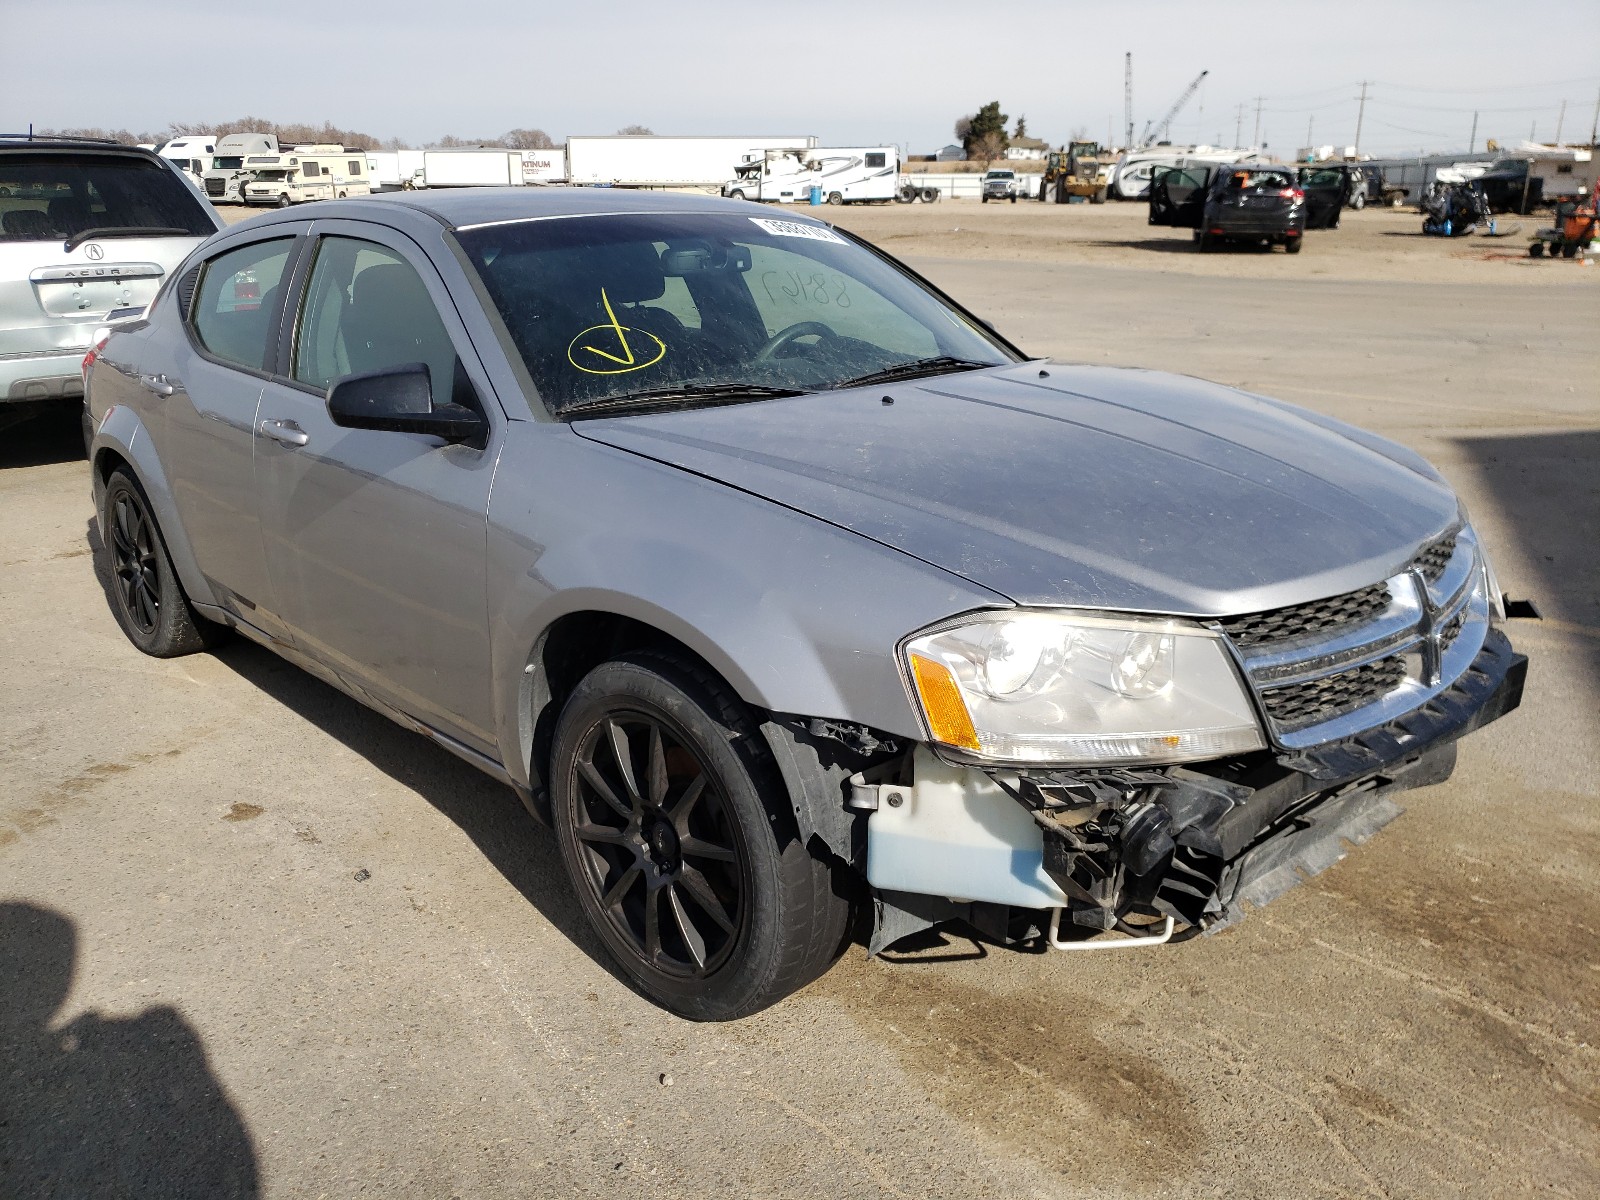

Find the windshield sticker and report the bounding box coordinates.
[747,218,847,245]
[567,287,667,375]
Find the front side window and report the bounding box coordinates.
[456,211,1013,415]
[865,152,886,169]
[292,236,459,396]
[302,162,320,178]
[191,238,294,370]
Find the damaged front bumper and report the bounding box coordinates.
[854,629,1526,951]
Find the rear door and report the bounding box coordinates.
[1299,166,1351,229]
[1148,165,1211,228]
[252,220,505,749]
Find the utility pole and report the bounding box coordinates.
[1554,99,1567,145]
[1252,96,1264,147]
[1235,103,1244,147]
[1591,85,1600,144]
[1124,52,1133,151]
[1306,114,1315,155]
[1354,81,1369,155]
[1469,111,1478,153]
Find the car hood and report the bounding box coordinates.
[572,363,1460,616]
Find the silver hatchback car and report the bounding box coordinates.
[85,189,1525,1019]
[0,135,221,432]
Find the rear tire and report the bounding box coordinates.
[1350,191,1365,211]
[826,191,843,206]
[1285,235,1303,254]
[550,651,849,1020]
[99,468,223,658]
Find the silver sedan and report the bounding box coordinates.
[85,188,1525,1019]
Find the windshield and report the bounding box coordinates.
[986,171,1014,180]
[0,153,215,243]
[252,170,288,182]
[213,156,244,170]
[456,212,1016,415]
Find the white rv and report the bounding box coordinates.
[723,146,900,205]
[1112,146,1263,200]
[159,135,215,184]
[241,146,373,207]
[202,133,281,203]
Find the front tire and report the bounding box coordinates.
[99,468,220,657]
[728,189,746,201]
[276,193,291,209]
[550,652,849,1020]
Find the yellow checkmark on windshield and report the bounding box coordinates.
[567,286,667,374]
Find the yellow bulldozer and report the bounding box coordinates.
[1040,141,1111,204]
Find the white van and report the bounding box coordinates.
[241,146,372,207]
[724,147,899,205]
[158,135,215,184]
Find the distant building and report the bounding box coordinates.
[936,143,967,162]
[1005,136,1049,161]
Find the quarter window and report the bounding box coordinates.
[191,238,294,371]
[292,236,460,397]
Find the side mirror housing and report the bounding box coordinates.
[326,363,485,444]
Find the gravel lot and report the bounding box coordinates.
[4,198,1597,1199]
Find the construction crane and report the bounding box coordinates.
[1138,70,1209,148]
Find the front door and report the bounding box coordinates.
[1299,165,1351,229]
[253,224,505,750]
[1148,165,1212,228]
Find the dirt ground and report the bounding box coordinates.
[4,197,1598,1199]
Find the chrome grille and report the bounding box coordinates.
[1217,527,1490,749]
[1217,581,1391,649]
[1260,656,1407,729]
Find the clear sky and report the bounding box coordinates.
[5,0,1598,155]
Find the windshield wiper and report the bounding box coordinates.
[561,383,805,418]
[64,227,194,253]
[831,356,994,390]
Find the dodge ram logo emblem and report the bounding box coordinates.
[84,244,104,260]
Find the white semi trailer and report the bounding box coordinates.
[723,146,900,204]
[420,149,525,187]
[566,135,818,188]
[367,150,427,191]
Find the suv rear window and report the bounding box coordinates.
[0,153,214,243]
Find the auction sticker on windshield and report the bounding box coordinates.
[748,218,847,244]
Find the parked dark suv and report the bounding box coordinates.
[1148,161,1351,251]
[0,135,221,432]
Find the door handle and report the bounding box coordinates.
[258,417,310,447]
[139,373,181,397]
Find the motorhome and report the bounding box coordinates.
[158,135,215,184]
[241,146,372,207]
[1111,145,1262,200]
[202,133,282,203]
[723,146,899,204]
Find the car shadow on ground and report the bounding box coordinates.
[202,637,641,997]
[1454,429,1600,696]
[1086,238,1286,255]
[0,903,260,1198]
[0,405,84,469]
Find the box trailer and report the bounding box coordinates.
[723,146,900,204]
[367,150,427,191]
[421,149,524,188]
[566,135,818,188]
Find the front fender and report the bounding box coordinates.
[485,424,1010,787]
[91,405,216,608]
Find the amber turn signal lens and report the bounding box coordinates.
[910,653,980,752]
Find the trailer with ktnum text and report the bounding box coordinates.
[565,135,818,188]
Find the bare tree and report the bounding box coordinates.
[971,130,1007,166]
[501,128,555,149]
[616,125,654,136]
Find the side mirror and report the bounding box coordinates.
[326,362,485,444]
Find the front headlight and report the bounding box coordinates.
[903,611,1266,766]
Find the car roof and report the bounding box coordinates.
[0,136,164,161]
[268,186,831,232]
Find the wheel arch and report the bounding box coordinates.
[90,409,216,608]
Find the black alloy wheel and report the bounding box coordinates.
[550,653,850,1020]
[568,708,746,980]
[99,468,218,657]
[108,484,161,638]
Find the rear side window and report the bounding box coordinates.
[191,238,294,371]
[0,152,215,242]
[865,152,886,169]
[348,160,363,175]
[303,162,320,178]
[292,236,459,396]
